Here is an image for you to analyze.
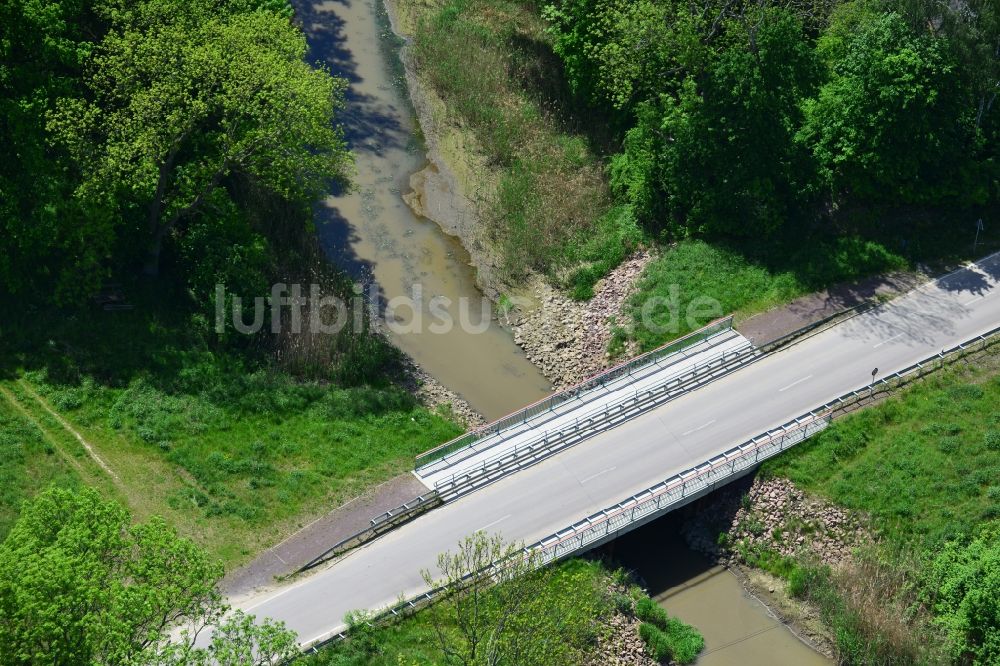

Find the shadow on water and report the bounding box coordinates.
[297,0,411,157]
[290,0,552,419]
[596,508,831,665]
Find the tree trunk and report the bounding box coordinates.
[144,156,173,278]
[142,230,165,277]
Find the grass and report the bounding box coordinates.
[623,236,918,351]
[635,597,705,664]
[0,393,82,538]
[0,292,462,567]
[764,350,1000,550]
[406,0,638,288]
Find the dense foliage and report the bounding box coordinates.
[1,0,350,303]
[545,0,998,238]
[0,487,298,665]
[924,523,1000,665]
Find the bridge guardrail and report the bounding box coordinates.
[296,492,442,573]
[432,342,759,499]
[532,417,831,564]
[529,323,1000,564]
[303,323,1000,653]
[414,316,735,469]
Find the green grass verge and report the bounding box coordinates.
[764,353,1000,550]
[0,396,81,539]
[0,293,462,567]
[624,237,909,351]
[745,350,1000,663]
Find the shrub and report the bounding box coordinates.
[985,430,1000,451]
[612,592,633,616]
[662,616,705,664]
[635,600,704,664]
[923,525,1000,664]
[635,596,669,628]
[639,622,672,662]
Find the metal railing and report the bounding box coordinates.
[297,492,442,573]
[432,342,759,499]
[531,416,831,564]
[529,322,1000,564]
[304,323,1000,652]
[415,316,735,469]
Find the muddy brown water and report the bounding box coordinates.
[599,514,832,665]
[295,0,551,421]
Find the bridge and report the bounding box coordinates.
[237,252,1000,648]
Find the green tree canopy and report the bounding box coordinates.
[0,486,222,664]
[611,7,819,235]
[0,486,299,665]
[0,0,112,301]
[798,10,978,205]
[924,523,1000,665]
[49,0,351,278]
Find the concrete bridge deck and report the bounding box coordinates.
[236,253,1000,648]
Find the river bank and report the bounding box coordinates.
[296,0,552,421]
[599,508,834,665]
[383,0,655,391]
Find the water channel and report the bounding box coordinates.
[296,0,832,661]
[599,512,832,665]
[295,0,551,421]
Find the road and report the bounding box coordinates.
[238,253,1000,647]
[416,328,753,488]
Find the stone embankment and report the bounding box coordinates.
[587,610,659,666]
[511,250,654,389]
[683,476,868,569]
[401,359,485,429]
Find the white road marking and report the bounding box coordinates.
[964,291,995,306]
[475,514,511,533]
[873,332,906,348]
[579,466,617,484]
[681,420,716,436]
[778,375,813,392]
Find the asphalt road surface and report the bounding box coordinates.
[237,253,1000,647]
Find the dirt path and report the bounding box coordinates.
[15,380,122,483]
[0,382,125,491]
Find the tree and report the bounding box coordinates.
[0,487,221,664]
[798,10,978,206]
[49,0,351,278]
[0,486,298,665]
[420,532,584,666]
[611,7,819,236]
[923,523,1000,665]
[160,610,300,666]
[0,0,115,302]
[542,0,674,110]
